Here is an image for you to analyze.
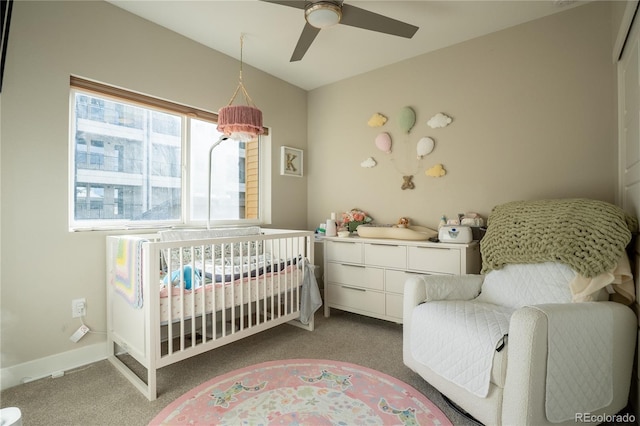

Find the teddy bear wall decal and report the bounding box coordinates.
[401,175,415,190]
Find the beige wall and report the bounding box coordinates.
[307,1,616,230]
[0,1,307,369]
[0,0,623,377]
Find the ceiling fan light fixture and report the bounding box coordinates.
[305,2,342,29]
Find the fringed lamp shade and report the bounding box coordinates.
[217,104,264,142]
[208,35,264,228]
[216,35,264,143]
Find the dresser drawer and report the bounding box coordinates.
[326,263,383,291]
[327,284,385,315]
[408,246,461,274]
[385,269,416,294]
[326,240,363,264]
[364,243,406,268]
[385,293,403,321]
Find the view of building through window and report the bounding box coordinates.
[70,87,259,229]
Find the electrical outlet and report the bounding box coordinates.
[72,298,86,318]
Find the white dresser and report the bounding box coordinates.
[323,236,481,323]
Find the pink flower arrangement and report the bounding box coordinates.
[341,208,373,232]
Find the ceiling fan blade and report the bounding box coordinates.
[260,0,308,10]
[340,4,418,39]
[290,22,321,62]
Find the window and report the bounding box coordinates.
[188,119,260,221]
[69,77,268,231]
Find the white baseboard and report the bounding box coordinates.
[0,342,108,391]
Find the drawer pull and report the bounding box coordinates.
[416,246,450,250]
[341,264,365,268]
[341,285,366,292]
[370,243,399,247]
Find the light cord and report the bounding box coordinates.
[226,34,256,107]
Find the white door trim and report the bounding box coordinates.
[614,1,639,63]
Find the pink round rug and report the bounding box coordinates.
[149,359,452,425]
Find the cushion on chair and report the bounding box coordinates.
[475,262,575,309]
[410,300,514,397]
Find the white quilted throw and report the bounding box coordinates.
[531,303,613,423]
[410,301,514,397]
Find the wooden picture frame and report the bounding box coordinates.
[280,146,303,177]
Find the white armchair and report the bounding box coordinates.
[403,199,638,425]
[403,273,636,425]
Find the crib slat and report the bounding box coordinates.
[166,248,173,355]
[189,245,196,348]
[178,247,185,353]
[230,243,238,334]
[215,243,220,339]
[275,239,281,318]
[298,237,302,311]
[211,242,216,342]
[221,242,226,337]
[269,239,275,319]
[198,243,205,345]
[239,243,245,332]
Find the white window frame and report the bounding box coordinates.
[68,77,271,231]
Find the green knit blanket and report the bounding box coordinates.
[480,199,638,278]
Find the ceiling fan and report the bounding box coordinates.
[261,1,419,62]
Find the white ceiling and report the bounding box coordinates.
[107,0,586,91]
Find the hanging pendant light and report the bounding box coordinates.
[217,34,264,142]
[209,35,264,229]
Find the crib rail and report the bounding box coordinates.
[106,228,315,400]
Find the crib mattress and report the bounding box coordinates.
[159,265,302,323]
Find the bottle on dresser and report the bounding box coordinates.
[325,212,337,237]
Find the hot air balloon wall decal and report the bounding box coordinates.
[398,106,417,134]
[389,106,422,189]
[375,132,392,154]
[417,137,435,159]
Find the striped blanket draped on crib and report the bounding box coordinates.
[113,236,146,308]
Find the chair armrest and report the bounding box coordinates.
[403,274,484,329]
[403,276,427,314]
[407,274,484,303]
[403,276,427,367]
[403,274,484,369]
[502,302,636,425]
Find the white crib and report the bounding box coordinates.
[106,228,316,400]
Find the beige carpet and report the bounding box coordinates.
[0,310,478,425]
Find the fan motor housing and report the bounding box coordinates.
[305,2,342,28]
